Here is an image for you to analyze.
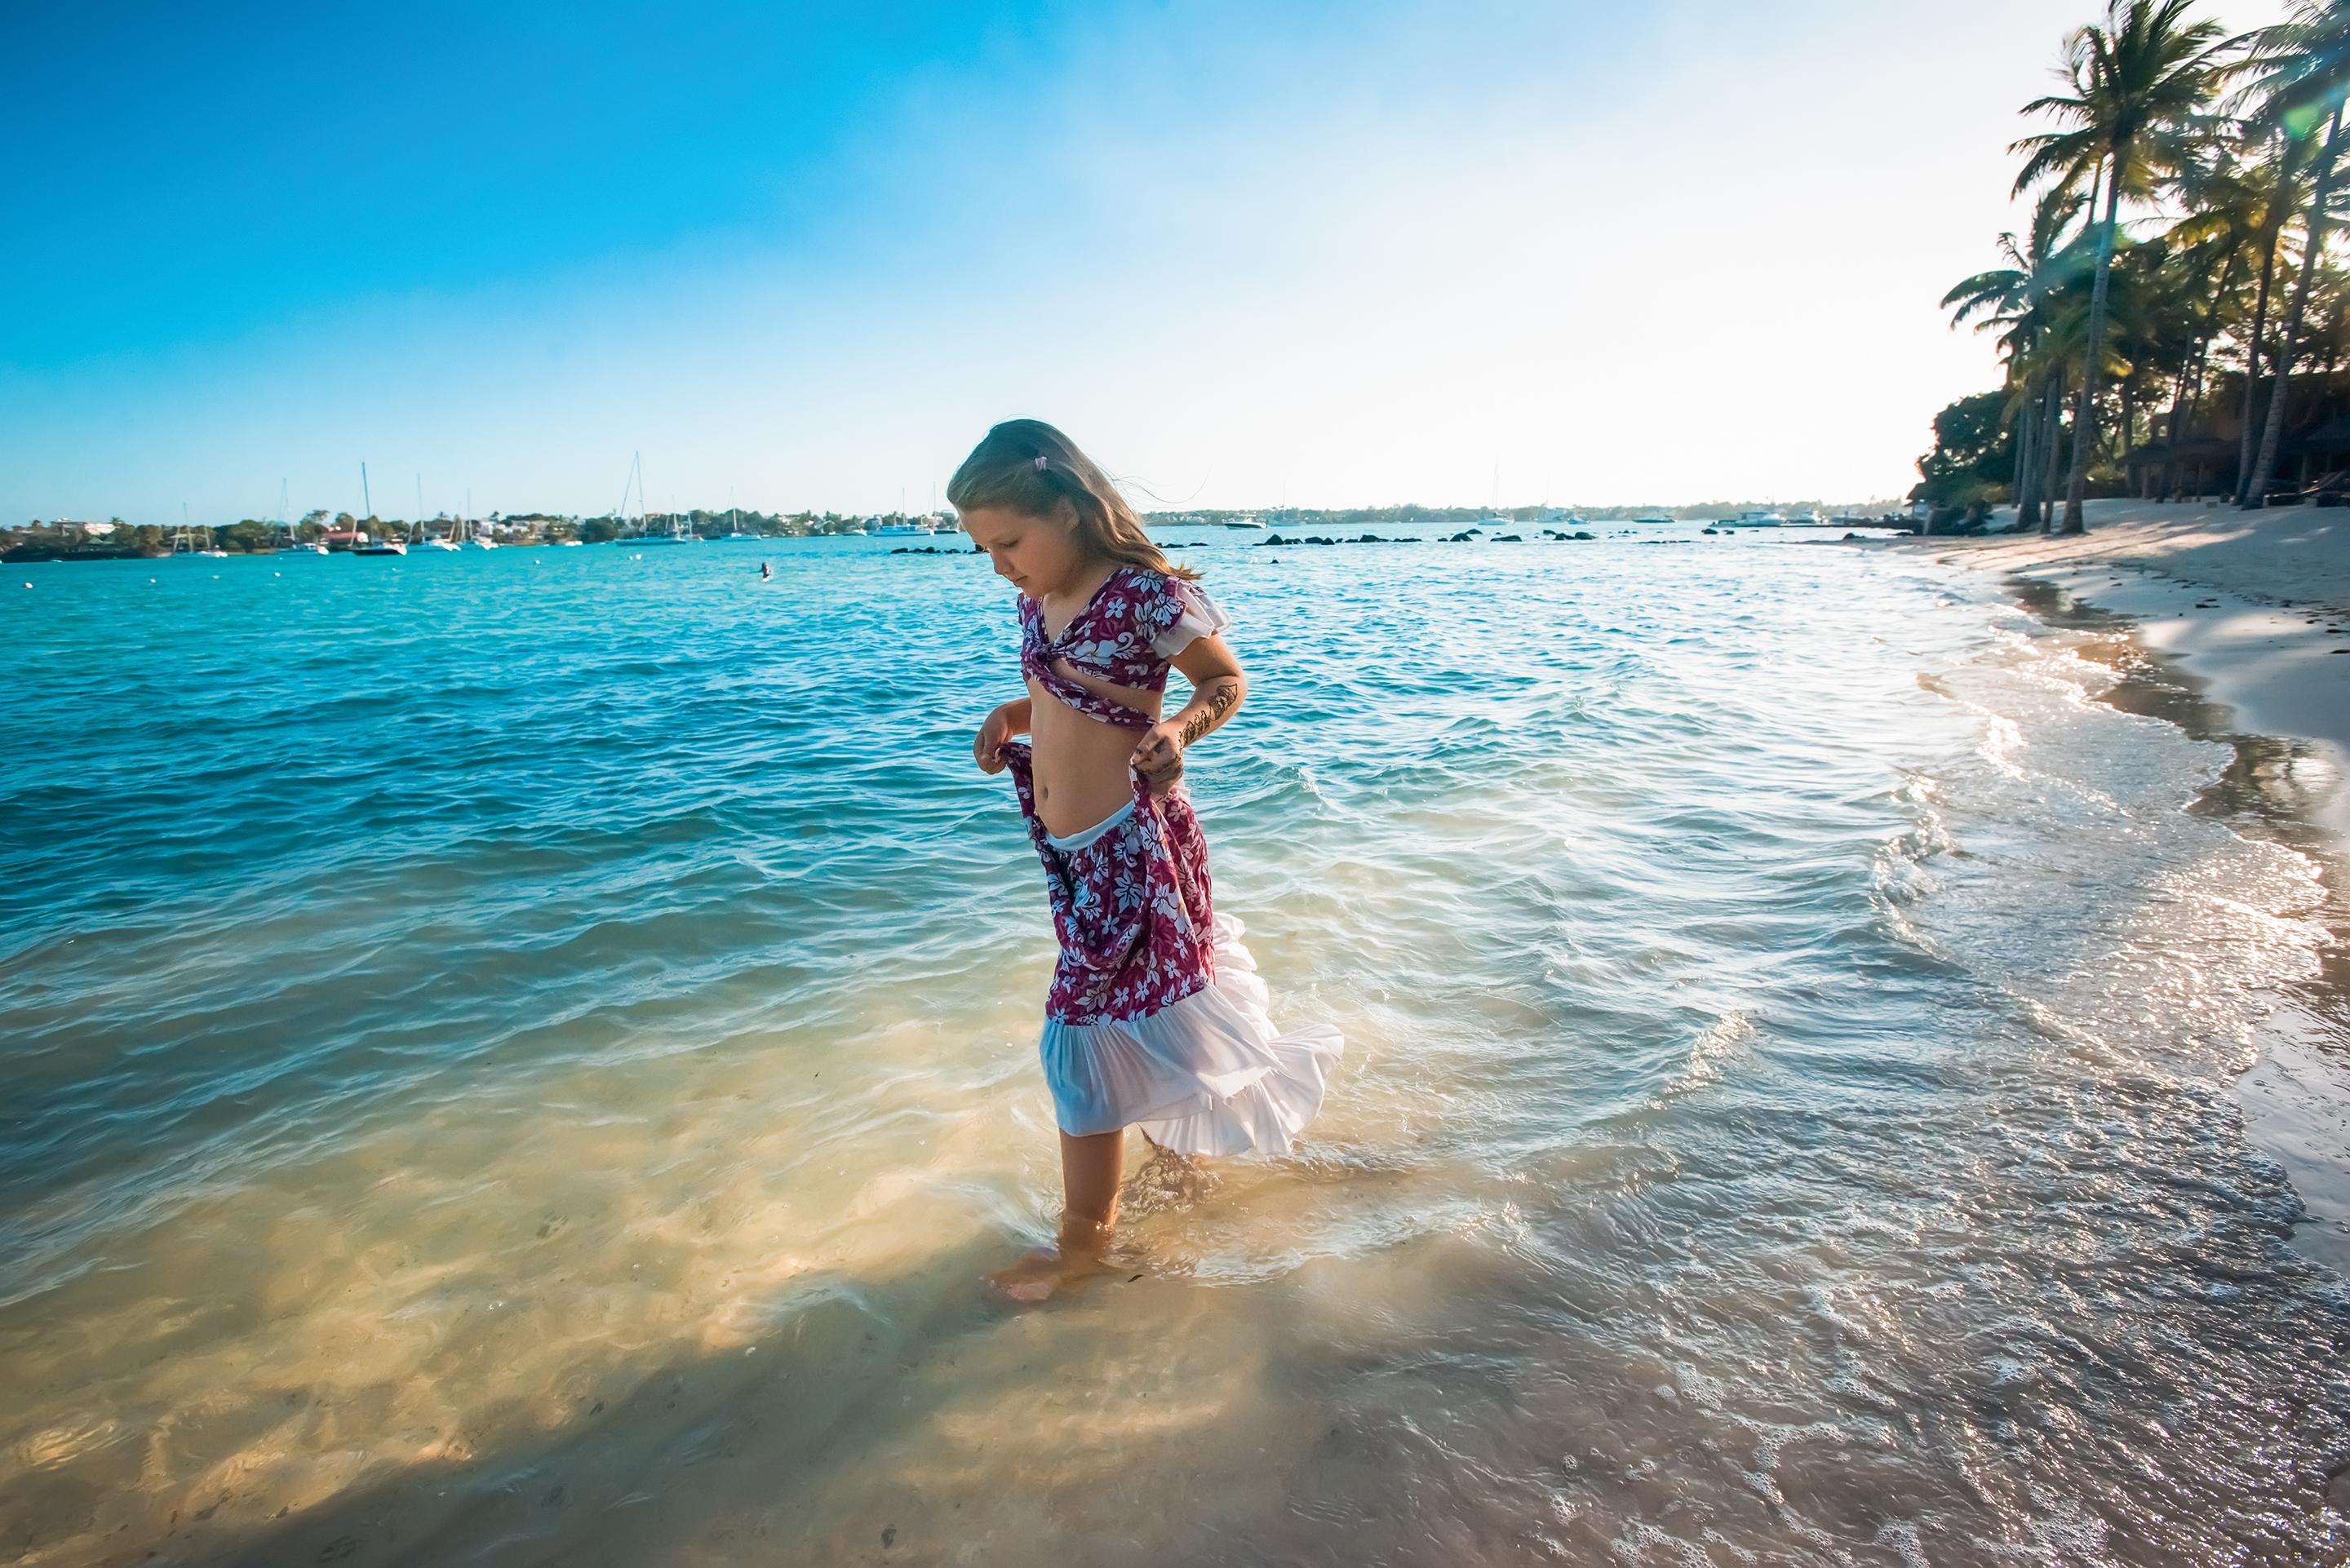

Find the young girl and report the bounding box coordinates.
[951,419,1343,1300]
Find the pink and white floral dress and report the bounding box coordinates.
[1000,565,1341,1156]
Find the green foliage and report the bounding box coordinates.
[1917,391,2019,504]
[1935,1,2350,521]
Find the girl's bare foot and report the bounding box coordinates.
[986,1218,1114,1303]
[983,1248,1084,1302]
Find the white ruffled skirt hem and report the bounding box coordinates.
[1040,913,1343,1157]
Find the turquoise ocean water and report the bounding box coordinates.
[3,525,2347,1564]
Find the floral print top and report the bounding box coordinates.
[1020,565,1226,731]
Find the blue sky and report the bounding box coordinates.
[1,1,2281,523]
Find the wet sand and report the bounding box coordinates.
[1903,498,2350,1277]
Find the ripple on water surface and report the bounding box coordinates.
[2,533,2347,1566]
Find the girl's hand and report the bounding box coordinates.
[1131,719,1186,794]
[974,705,1014,774]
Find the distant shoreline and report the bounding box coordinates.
[2,503,1917,564]
[6,514,1924,565]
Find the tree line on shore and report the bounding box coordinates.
[7,499,1896,560]
[1919,0,2350,534]
[2,509,958,557]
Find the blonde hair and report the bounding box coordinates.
[946,419,1199,582]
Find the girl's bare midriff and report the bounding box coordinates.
[1027,661,1162,840]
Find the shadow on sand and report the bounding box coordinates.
[170,1234,1066,1567]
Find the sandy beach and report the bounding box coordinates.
[1902,498,2350,1279]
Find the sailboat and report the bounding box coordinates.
[175,503,227,557]
[612,452,685,543]
[640,502,694,544]
[352,465,406,553]
[457,486,495,548]
[276,481,326,553]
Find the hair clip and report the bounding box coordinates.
[1033,455,1048,471]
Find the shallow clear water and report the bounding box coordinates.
[3,528,2347,1566]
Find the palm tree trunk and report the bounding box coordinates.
[2182,249,2241,473]
[2061,146,2131,534]
[2165,354,2196,497]
[2039,370,2067,535]
[2177,350,2207,498]
[2236,210,2285,503]
[2047,372,2068,531]
[2015,386,2038,529]
[2014,377,2041,525]
[2246,103,2348,511]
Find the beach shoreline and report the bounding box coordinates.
[1895,498,2350,1277]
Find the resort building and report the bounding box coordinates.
[2129,369,2350,503]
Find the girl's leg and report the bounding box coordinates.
[988,1127,1125,1303]
[1058,1127,1124,1237]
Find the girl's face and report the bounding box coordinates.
[959,503,1088,599]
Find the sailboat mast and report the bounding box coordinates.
[361,462,372,521]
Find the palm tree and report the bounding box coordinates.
[2166,135,2280,482]
[2114,234,2198,472]
[2198,126,2312,499]
[2014,0,2231,532]
[1944,188,2094,527]
[2303,251,2350,373]
[2236,1,2350,507]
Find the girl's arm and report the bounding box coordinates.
[975,696,1032,774]
[1171,637,1245,746]
[1132,636,1245,788]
